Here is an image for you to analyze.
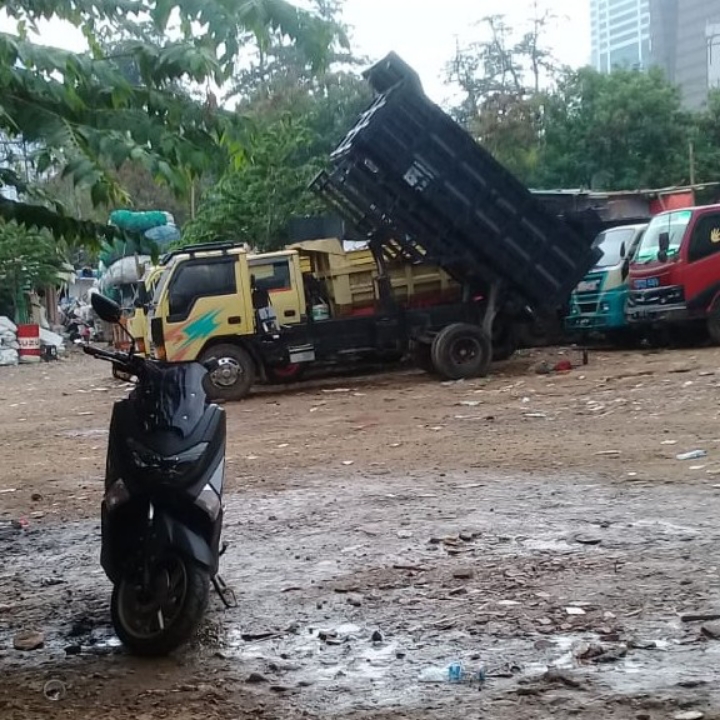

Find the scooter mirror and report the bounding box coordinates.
[91,293,123,324]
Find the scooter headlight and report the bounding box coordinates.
[125,438,209,486]
[196,484,222,521]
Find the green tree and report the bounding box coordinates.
[0,0,339,242]
[184,114,325,249]
[0,221,66,322]
[537,67,692,190]
[446,9,559,182]
[185,0,370,249]
[692,90,720,187]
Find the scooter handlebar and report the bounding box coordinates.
[83,344,134,367]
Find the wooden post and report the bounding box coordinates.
[689,141,696,186]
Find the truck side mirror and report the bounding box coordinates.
[658,231,670,262]
[619,241,626,259]
[621,257,630,281]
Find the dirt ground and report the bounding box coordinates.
[2,345,720,719]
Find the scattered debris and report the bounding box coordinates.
[14,630,45,651]
[241,632,281,642]
[543,668,583,689]
[43,680,67,701]
[676,450,708,461]
[452,568,475,580]
[681,612,720,623]
[565,607,586,616]
[701,621,720,639]
[246,673,269,684]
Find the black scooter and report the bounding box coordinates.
[85,292,233,656]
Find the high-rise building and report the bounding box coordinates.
[590,0,651,73]
[648,0,720,108]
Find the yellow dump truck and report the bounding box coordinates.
[142,238,507,401]
[116,239,460,361]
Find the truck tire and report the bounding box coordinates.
[708,305,720,345]
[431,323,492,380]
[200,344,255,401]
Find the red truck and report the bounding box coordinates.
[626,203,720,342]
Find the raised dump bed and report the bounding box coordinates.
[313,52,601,310]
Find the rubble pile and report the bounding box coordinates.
[0,316,19,366]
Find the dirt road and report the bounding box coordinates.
[1,346,720,719]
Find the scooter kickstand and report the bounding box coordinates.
[212,574,237,609]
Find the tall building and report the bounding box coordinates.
[590,0,651,73]
[648,0,720,108]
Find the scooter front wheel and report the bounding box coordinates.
[111,553,210,657]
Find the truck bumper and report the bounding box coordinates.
[565,288,627,332]
[626,285,687,325]
[625,304,689,324]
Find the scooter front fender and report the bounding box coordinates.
[153,512,216,572]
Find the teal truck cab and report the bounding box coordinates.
[565,223,647,341]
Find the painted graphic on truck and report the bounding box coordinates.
[165,309,222,361]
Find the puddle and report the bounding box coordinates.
[2,471,720,714]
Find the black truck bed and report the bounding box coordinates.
[312,53,602,310]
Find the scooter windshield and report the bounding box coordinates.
[134,362,208,438]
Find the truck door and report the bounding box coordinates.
[161,256,251,361]
[249,255,304,325]
[685,210,720,309]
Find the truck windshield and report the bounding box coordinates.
[151,261,175,309]
[634,210,692,263]
[594,227,639,268]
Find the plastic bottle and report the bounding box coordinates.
[676,450,707,461]
[418,662,486,685]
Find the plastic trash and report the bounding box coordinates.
[43,680,66,701]
[676,450,707,461]
[418,662,486,686]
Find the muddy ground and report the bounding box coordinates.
[1,346,720,719]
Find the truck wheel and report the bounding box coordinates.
[708,308,720,345]
[200,344,255,401]
[431,323,492,380]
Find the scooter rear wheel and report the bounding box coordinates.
[111,553,210,657]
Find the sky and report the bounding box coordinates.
[342,0,591,103]
[0,0,591,105]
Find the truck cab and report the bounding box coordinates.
[147,243,306,364]
[122,264,165,355]
[626,205,720,342]
[565,223,646,342]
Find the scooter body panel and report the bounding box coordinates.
[100,360,226,584]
